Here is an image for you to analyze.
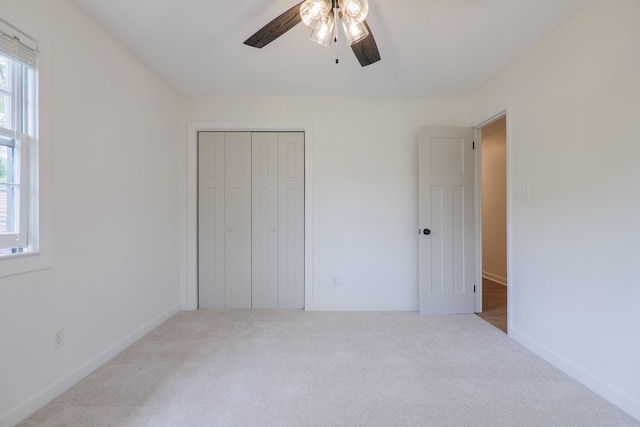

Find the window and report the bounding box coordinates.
[0,16,44,269]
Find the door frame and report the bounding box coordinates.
[185,121,314,310]
[474,109,511,333]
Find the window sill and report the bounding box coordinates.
[0,250,52,278]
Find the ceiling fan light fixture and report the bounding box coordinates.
[245,0,380,67]
[338,0,368,25]
[300,0,332,29]
[309,15,335,47]
[342,19,369,45]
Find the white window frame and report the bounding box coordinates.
[0,8,51,277]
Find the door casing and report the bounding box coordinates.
[474,109,511,333]
[185,121,314,311]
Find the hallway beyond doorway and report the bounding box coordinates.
[477,278,507,333]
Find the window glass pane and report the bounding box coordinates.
[0,56,14,131]
[0,183,15,233]
[0,145,9,183]
[0,145,16,233]
[0,56,8,92]
[0,93,11,129]
[23,67,35,135]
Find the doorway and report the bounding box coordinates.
[476,116,508,333]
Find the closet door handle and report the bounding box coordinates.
[271,227,277,232]
[227,227,232,232]
[423,228,431,236]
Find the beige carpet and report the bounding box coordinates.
[20,310,639,426]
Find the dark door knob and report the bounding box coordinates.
[423,228,431,236]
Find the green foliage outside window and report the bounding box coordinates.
[0,57,7,181]
[0,156,6,181]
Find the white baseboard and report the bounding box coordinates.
[510,327,640,422]
[0,304,182,427]
[182,302,196,311]
[307,303,419,312]
[482,271,507,286]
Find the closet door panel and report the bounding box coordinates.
[224,133,252,308]
[251,133,279,308]
[198,132,226,308]
[198,131,304,309]
[278,132,305,309]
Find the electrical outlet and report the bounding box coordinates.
[331,276,340,287]
[54,328,64,351]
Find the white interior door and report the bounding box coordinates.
[419,127,476,314]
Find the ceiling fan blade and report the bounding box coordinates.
[244,2,305,48]
[351,20,381,67]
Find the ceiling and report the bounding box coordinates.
[71,0,593,98]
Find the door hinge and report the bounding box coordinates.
[474,285,476,293]
[473,141,475,150]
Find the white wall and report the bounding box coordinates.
[471,0,640,419]
[0,1,181,425]
[481,118,507,285]
[3,0,638,423]
[181,97,469,311]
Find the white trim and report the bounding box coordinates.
[473,127,483,313]
[185,121,314,311]
[311,303,419,312]
[510,326,640,422]
[482,271,507,286]
[504,105,513,335]
[0,304,182,427]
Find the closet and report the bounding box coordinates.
[198,132,304,309]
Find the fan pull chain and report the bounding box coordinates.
[334,6,339,64]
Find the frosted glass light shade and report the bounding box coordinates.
[309,15,335,47]
[342,20,369,45]
[300,0,332,29]
[338,0,368,25]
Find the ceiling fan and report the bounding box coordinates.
[244,0,381,67]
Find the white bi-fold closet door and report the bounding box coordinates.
[198,132,304,309]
